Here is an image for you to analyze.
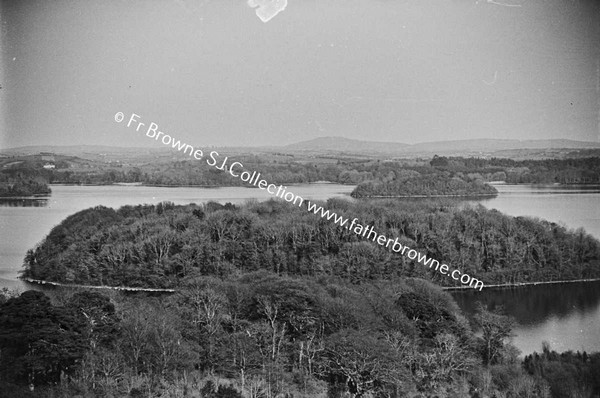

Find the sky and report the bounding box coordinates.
[1,0,599,149]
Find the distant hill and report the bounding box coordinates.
[407,139,600,153]
[283,136,600,156]
[0,145,157,156]
[283,137,409,153]
[3,137,600,159]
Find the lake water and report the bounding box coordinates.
[477,184,600,239]
[452,280,600,357]
[454,184,600,356]
[1,183,599,356]
[0,183,355,290]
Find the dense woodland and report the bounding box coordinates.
[0,174,51,197]
[429,156,600,184]
[2,277,599,398]
[0,159,53,197]
[22,199,600,288]
[3,153,599,191]
[351,173,497,198]
[4,154,600,397]
[47,155,600,187]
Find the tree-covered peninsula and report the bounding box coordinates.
[9,198,600,397]
[0,159,52,197]
[22,199,600,289]
[351,172,497,198]
[0,176,51,197]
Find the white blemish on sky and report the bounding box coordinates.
[248,0,288,23]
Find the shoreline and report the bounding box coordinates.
[444,277,600,291]
[48,182,354,188]
[354,193,498,199]
[44,182,600,190]
[21,277,600,294]
[0,194,51,199]
[22,278,176,293]
[49,182,221,188]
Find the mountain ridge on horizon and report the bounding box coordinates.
[2,136,600,157]
[283,136,600,151]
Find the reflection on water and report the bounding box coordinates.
[452,281,600,355]
[452,281,600,326]
[458,184,600,355]
[0,198,49,207]
[487,184,600,195]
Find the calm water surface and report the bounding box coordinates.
[0,184,354,290]
[453,281,600,356]
[477,184,600,238]
[455,184,600,356]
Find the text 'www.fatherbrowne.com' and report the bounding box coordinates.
[114,111,484,291]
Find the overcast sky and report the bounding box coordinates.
[1,0,599,149]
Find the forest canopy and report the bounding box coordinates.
[351,172,497,198]
[49,155,598,186]
[3,152,599,189]
[22,198,600,289]
[2,273,598,397]
[0,174,51,197]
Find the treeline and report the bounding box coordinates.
[47,155,600,190]
[22,199,600,288]
[8,150,598,189]
[48,159,374,186]
[3,277,596,397]
[523,343,600,397]
[431,155,600,184]
[0,161,53,197]
[351,172,497,198]
[0,174,51,197]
